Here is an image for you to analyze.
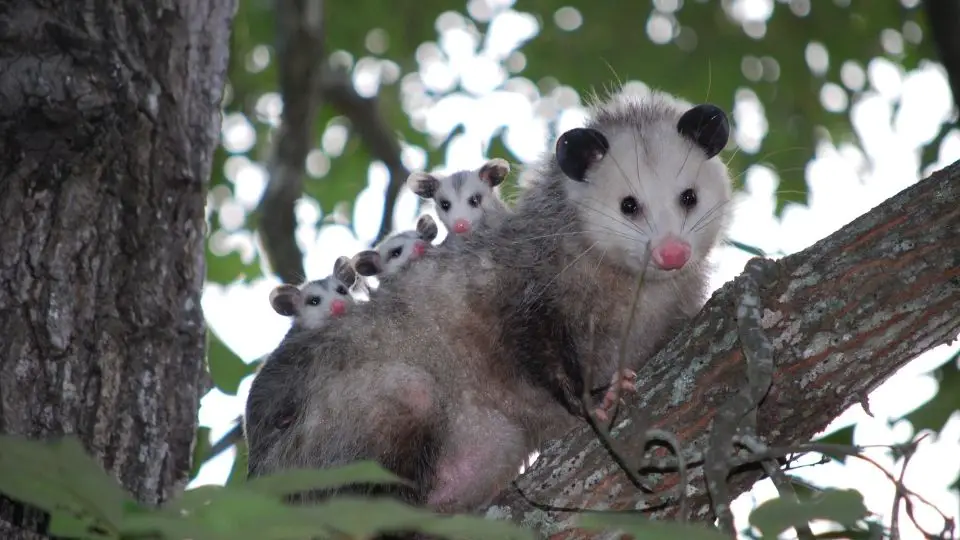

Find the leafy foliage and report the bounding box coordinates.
[0,436,538,540]
[748,488,869,537]
[896,349,960,435]
[206,329,257,396]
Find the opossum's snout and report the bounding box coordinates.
[329,299,347,316]
[452,218,471,234]
[651,237,691,270]
[412,240,427,258]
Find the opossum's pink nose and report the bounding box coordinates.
[452,219,471,234]
[652,238,691,270]
[412,241,427,258]
[329,299,347,316]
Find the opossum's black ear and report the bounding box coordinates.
[352,250,383,277]
[333,255,357,287]
[407,172,440,199]
[270,285,301,317]
[677,104,729,159]
[479,158,510,187]
[556,127,609,182]
[416,214,438,242]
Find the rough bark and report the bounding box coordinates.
[0,0,235,538]
[484,160,960,538]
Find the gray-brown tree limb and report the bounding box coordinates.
[320,67,412,246]
[0,0,235,539]
[483,159,960,538]
[256,0,325,285]
[923,0,960,121]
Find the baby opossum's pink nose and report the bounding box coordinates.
[652,238,691,270]
[452,219,471,234]
[329,299,347,316]
[412,241,427,257]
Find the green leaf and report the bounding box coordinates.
[227,440,249,487]
[749,488,869,538]
[577,512,730,540]
[896,350,960,434]
[52,437,133,528]
[190,426,212,480]
[241,461,410,498]
[725,239,767,258]
[814,424,856,463]
[295,497,534,540]
[0,435,135,537]
[207,329,257,395]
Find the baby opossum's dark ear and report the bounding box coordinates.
[677,104,729,159]
[406,172,440,199]
[333,255,358,286]
[269,285,302,317]
[556,128,609,182]
[416,214,438,242]
[479,158,510,187]
[352,250,383,277]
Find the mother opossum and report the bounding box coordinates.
[244,89,734,513]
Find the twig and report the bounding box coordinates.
[256,0,326,284]
[606,240,653,429]
[641,429,689,522]
[704,257,778,534]
[735,434,814,540]
[580,316,653,493]
[320,66,411,246]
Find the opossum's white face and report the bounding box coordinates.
[557,94,732,281]
[407,159,510,236]
[378,232,429,276]
[296,278,353,328]
[270,276,353,330]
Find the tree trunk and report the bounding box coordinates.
[0,1,236,538]
[485,160,960,538]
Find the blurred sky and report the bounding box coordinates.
[192,2,960,538]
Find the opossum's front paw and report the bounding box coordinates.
[593,368,637,422]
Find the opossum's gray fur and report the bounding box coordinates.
[244,88,734,512]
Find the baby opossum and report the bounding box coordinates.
[269,256,359,331]
[245,90,733,514]
[351,214,439,279]
[406,158,511,237]
[243,256,359,473]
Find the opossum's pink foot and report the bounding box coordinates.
[593,368,637,422]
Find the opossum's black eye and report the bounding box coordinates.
[438,199,451,211]
[306,295,322,306]
[556,127,609,182]
[468,193,482,207]
[679,189,697,209]
[620,196,640,217]
[336,285,348,295]
[677,104,729,159]
[389,246,403,259]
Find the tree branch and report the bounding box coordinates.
[483,159,960,538]
[320,67,411,246]
[923,0,960,121]
[255,0,325,284]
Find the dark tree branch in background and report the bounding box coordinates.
[483,160,960,538]
[320,67,412,246]
[923,0,960,121]
[256,0,326,284]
